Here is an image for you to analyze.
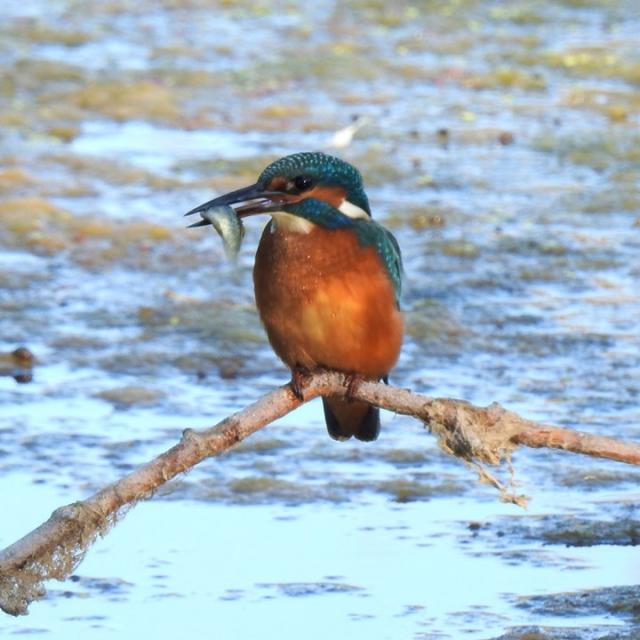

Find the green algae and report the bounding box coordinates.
[95,385,166,408]
[161,476,345,505]
[0,168,37,192]
[42,153,184,189]
[137,299,265,346]
[488,5,547,24]
[5,22,90,47]
[542,48,640,85]
[579,189,640,215]
[0,197,176,260]
[404,302,466,345]
[1,58,85,99]
[563,87,640,122]
[61,80,183,123]
[232,437,292,455]
[466,67,547,91]
[440,240,481,258]
[493,627,639,640]
[378,448,434,466]
[384,205,449,230]
[517,585,640,622]
[533,132,640,171]
[479,511,640,548]
[376,477,466,502]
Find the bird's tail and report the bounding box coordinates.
[322,397,380,442]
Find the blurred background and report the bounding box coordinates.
[0,0,639,638]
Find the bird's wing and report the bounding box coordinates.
[355,220,403,307]
[379,226,403,307]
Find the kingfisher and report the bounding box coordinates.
[186,152,403,442]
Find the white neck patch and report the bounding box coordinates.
[271,212,314,234]
[270,200,369,234]
[338,200,369,220]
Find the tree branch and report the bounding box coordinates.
[1,371,638,617]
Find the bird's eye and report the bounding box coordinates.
[293,175,313,192]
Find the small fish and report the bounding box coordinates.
[188,204,244,259]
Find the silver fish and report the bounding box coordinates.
[189,204,244,259]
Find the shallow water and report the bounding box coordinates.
[1,0,639,638]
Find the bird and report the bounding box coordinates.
[326,115,370,149]
[186,151,403,442]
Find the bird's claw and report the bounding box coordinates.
[345,373,365,403]
[290,367,312,401]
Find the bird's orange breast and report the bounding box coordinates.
[254,220,403,378]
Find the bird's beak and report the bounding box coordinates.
[184,183,291,225]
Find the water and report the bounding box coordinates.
[1,0,639,637]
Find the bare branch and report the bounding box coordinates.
[1,371,638,617]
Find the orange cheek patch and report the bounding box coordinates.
[304,186,346,207]
[267,176,288,191]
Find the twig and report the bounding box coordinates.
[1,371,638,617]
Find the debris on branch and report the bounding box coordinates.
[1,371,638,617]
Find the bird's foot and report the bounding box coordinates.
[290,366,312,401]
[344,373,365,403]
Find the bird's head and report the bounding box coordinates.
[186,152,371,230]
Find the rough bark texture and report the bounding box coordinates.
[1,372,639,616]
